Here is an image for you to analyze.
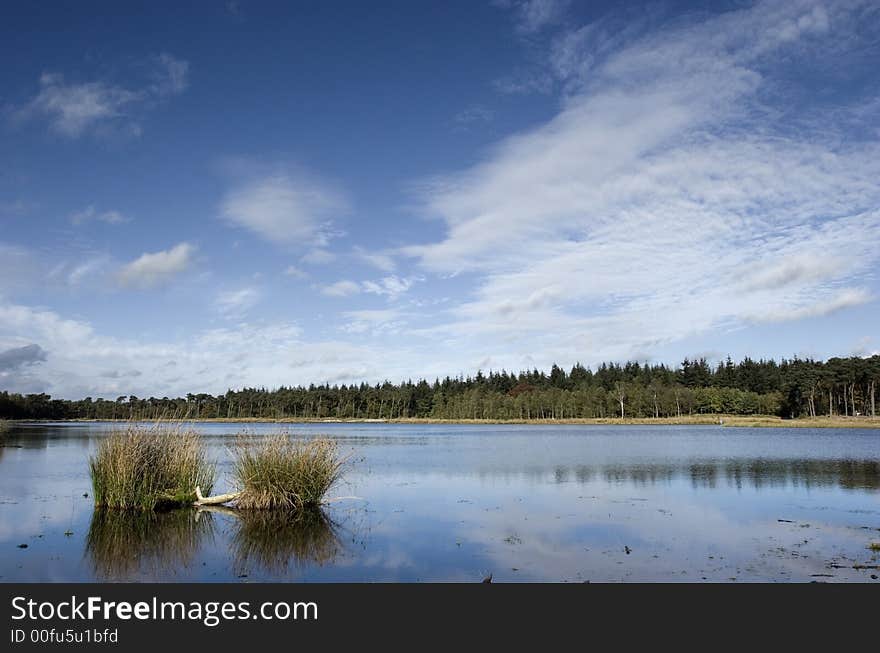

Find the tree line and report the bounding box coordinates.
[1,355,877,421]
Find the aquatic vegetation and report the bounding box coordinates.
[232,435,344,510]
[86,507,214,579]
[0,419,9,436]
[231,507,341,573]
[89,424,215,510]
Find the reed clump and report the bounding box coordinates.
[232,435,344,510]
[89,424,215,510]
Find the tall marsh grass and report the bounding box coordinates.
[232,435,344,510]
[89,425,215,510]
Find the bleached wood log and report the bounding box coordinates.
[321,495,364,504]
[194,485,241,506]
[193,487,363,508]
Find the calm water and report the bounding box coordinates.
[1,422,878,582]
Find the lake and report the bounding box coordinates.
[1,421,878,582]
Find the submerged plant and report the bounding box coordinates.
[232,435,344,510]
[89,424,215,510]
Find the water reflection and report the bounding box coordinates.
[3,422,879,582]
[477,459,880,490]
[224,508,342,574]
[86,509,214,580]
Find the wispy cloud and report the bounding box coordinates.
[300,248,337,265]
[151,53,189,96]
[747,288,872,323]
[406,0,880,365]
[220,167,348,247]
[321,275,419,299]
[0,301,406,397]
[12,54,189,138]
[321,280,361,297]
[283,265,309,279]
[362,275,418,298]
[65,255,113,286]
[353,246,396,272]
[341,308,407,335]
[70,205,130,225]
[495,0,570,34]
[216,286,261,318]
[492,69,555,95]
[118,242,194,289]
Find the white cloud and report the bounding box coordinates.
[152,53,189,96]
[220,170,348,246]
[404,0,880,365]
[20,73,140,138]
[300,248,336,265]
[65,255,112,286]
[216,287,261,318]
[13,55,189,138]
[321,280,361,297]
[118,243,194,289]
[496,0,570,34]
[361,275,418,298]
[2,243,117,294]
[747,288,872,323]
[70,205,130,225]
[0,301,415,398]
[283,265,308,279]
[341,308,407,335]
[353,246,396,272]
[321,276,418,299]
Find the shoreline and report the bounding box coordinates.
[14,415,880,429]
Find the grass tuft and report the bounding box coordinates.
[232,435,344,510]
[89,424,215,510]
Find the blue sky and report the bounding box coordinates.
[1,0,879,399]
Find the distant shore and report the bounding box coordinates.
[21,414,880,429]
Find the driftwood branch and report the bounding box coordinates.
[192,487,363,508]
[321,495,364,504]
[194,485,242,506]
